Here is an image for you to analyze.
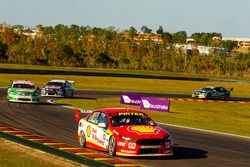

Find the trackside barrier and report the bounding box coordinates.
[0,124,145,167]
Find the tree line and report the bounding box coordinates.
[0,24,249,78]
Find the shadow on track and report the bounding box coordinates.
[171,146,208,159]
[128,146,207,160]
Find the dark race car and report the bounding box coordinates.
[192,86,233,100]
[77,108,173,157]
[41,80,74,97]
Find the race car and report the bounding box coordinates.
[77,108,173,157]
[41,80,74,97]
[7,80,40,103]
[191,86,233,100]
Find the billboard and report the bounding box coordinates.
[120,93,144,106]
[140,97,170,112]
[120,93,170,112]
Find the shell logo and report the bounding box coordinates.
[130,126,157,134]
[86,125,91,137]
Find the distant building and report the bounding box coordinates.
[223,37,250,48]
[122,32,162,44]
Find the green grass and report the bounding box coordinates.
[0,139,83,167]
[1,63,249,80]
[54,98,250,137]
[1,74,250,97]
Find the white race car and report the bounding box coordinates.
[7,80,40,103]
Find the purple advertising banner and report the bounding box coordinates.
[140,97,170,112]
[120,93,143,106]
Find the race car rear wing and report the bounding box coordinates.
[227,87,234,91]
[74,107,93,123]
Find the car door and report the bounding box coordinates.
[84,112,108,150]
[96,112,110,149]
[214,87,224,98]
[65,81,71,97]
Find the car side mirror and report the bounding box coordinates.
[98,123,107,128]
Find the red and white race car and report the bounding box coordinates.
[76,108,173,157]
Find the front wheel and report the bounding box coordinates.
[79,131,86,148]
[108,136,117,156]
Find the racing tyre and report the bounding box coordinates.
[224,95,230,100]
[79,131,86,148]
[108,136,117,156]
[206,93,211,100]
[70,91,74,98]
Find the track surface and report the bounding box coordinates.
[0,89,250,167]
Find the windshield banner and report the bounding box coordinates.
[140,97,170,112]
[120,93,145,106]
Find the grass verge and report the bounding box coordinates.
[1,63,249,80]
[1,74,250,97]
[54,97,250,137]
[0,138,85,167]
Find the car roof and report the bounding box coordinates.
[13,80,34,85]
[49,80,67,83]
[204,86,224,89]
[203,86,215,89]
[96,108,144,114]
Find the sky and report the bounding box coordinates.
[0,0,250,38]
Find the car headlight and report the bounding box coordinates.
[120,136,135,141]
[9,91,16,95]
[33,92,39,96]
[165,135,173,149]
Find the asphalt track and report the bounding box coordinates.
[0,89,250,167]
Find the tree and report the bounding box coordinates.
[141,26,152,33]
[156,26,164,34]
[128,26,137,39]
[0,40,8,59]
[162,32,173,43]
[222,41,238,52]
[172,31,187,43]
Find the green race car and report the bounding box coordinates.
[7,80,40,103]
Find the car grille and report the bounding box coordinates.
[138,148,159,154]
[18,98,31,101]
[18,92,31,96]
[137,139,164,145]
[47,89,58,95]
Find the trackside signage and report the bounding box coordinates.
[120,93,170,112]
[120,93,144,106]
[140,97,170,112]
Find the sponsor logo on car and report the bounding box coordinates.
[128,142,136,149]
[118,142,126,147]
[121,149,136,154]
[86,125,91,137]
[128,126,159,134]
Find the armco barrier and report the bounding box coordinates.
[0,124,145,167]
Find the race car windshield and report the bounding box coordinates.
[202,88,213,91]
[47,82,64,87]
[13,84,35,89]
[110,115,155,127]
